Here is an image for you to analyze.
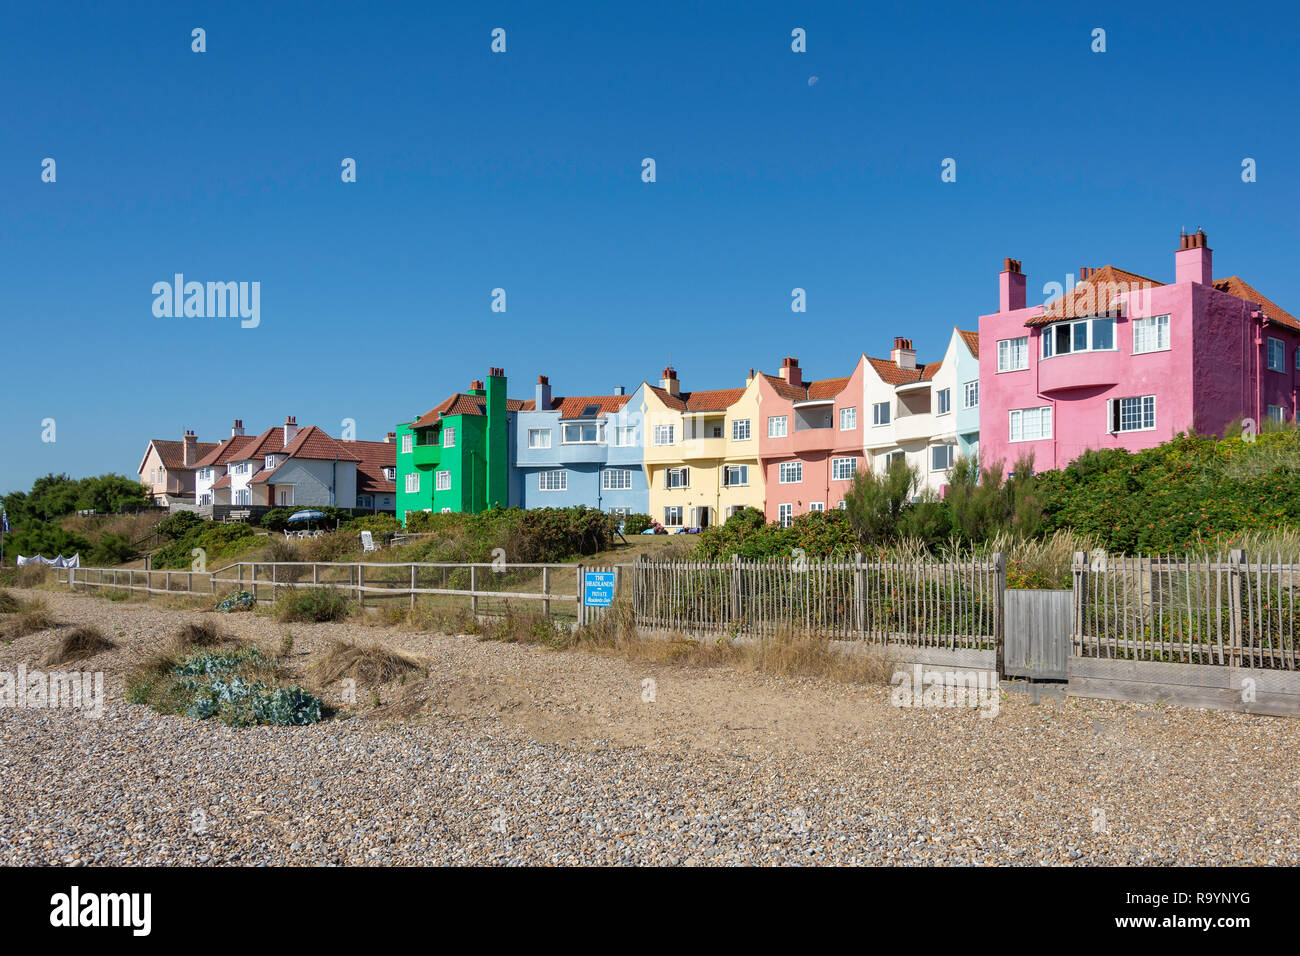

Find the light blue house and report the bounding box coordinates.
[512,376,650,516]
[953,330,980,462]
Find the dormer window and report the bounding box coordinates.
[383,467,395,481]
[1041,317,1116,358]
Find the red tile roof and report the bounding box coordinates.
[554,395,632,418]
[1213,276,1300,332]
[958,329,980,358]
[805,376,851,400]
[211,475,232,489]
[229,427,288,460]
[647,385,747,412]
[1028,265,1164,326]
[282,425,361,462]
[194,435,256,469]
[146,438,219,471]
[411,394,527,428]
[866,357,941,386]
[759,373,807,402]
[351,439,397,495]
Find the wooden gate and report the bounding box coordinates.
[1004,589,1071,680]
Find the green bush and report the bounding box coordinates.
[621,513,653,535]
[152,522,259,569]
[402,506,619,563]
[273,586,352,623]
[260,506,346,532]
[88,532,137,566]
[341,514,400,534]
[154,511,205,541]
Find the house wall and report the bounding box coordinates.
[759,357,865,521]
[263,458,358,508]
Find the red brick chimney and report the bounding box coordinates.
[182,430,198,467]
[891,337,916,370]
[383,431,396,443]
[778,357,802,387]
[1176,229,1212,286]
[660,366,680,397]
[999,257,1026,312]
[231,419,245,437]
[283,415,298,445]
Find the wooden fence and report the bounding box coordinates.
[59,561,622,624]
[630,554,1004,650]
[1072,550,1300,670]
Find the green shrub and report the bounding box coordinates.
[89,532,137,566]
[273,586,352,623]
[155,511,205,541]
[622,513,653,535]
[260,506,346,532]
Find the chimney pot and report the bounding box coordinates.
[1175,229,1212,285]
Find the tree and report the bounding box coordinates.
[842,457,918,548]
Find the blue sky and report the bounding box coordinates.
[3,0,1299,493]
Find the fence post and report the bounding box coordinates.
[410,564,417,611]
[1228,549,1246,666]
[129,569,135,593]
[575,564,585,627]
[542,566,551,619]
[251,563,257,604]
[853,552,865,636]
[730,553,742,624]
[1071,551,1087,656]
[357,564,365,608]
[469,565,478,617]
[991,552,1006,676]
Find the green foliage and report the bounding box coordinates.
[403,506,620,563]
[152,522,259,569]
[88,533,137,566]
[128,646,323,727]
[1,473,148,525]
[341,513,401,534]
[155,511,205,540]
[273,586,352,623]
[842,457,918,548]
[694,507,860,560]
[944,454,1045,544]
[621,513,654,535]
[259,506,346,532]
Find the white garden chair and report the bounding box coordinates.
[360,530,377,553]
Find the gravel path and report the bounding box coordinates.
[2,589,1298,865]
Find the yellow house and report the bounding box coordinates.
[641,367,765,529]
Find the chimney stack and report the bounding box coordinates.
[469,379,485,393]
[535,375,552,410]
[999,257,1027,312]
[778,357,802,387]
[231,419,245,437]
[660,366,680,397]
[182,430,197,467]
[283,415,298,445]
[1175,229,1212,286]
[384,431,396,443]
[891,337,917,370]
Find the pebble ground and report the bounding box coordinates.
[2,589,1298,865]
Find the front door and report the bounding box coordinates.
[694,506,710,529]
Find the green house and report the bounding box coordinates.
[396,367,521,524]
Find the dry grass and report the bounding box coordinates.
[3,597,59,639]
[312,639,423,685]
[474,600,898,685]
[42,626,117,666]
[172,619,232,652]
[12,565,52,589]
[0,589,20,614]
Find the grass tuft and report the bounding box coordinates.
[42,626,117,666]
[273,587,352,623]
[312,639,422,686]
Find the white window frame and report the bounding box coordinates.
[722,464,749,487]
[562,422,604,445]
[1040,317,1117,359]
[1132,314,1171,354]
[767,416,788,438]
[401,434,413,454]
[809,501,825,512]
[1268,337,1285,372]
[963,380,979,409]
[731,418,751,441]
[1008,406,1053,443]
[872,402,891,426]
[405,473,420,494]
[665,466,689,489]
[831,457,856,481]
[442,427,456,448]
[527,428,552,449]
[613,426,636,447]
[777,503,793,528]
[997,336,1029,372]
[653,424,675,446]
[436,470,452,491]
[663,506,683,527]
[1267,405,1287,424]
[936,388,952,415]
[778,461,802,484]
[233,489,250,505]
[538,469,567,492]
[839,407,857,431]
[1107,395,1156,434]
[931,444,955,471]
[601,468,633,491]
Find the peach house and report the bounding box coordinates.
[979,230,1300,473]
[137,431,218,505]
[756,356,866,524]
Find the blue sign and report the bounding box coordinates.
[583,570,615,607]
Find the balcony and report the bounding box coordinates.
[892,412,934,443]
[678,435,726,460]
[792,426,835,455]
[411,443,444,468]
[1037,350,1121,394]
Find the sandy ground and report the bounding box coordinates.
[2,588,1298,865]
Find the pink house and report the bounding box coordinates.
[979,230,1300,473]
[756,356,866,524]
